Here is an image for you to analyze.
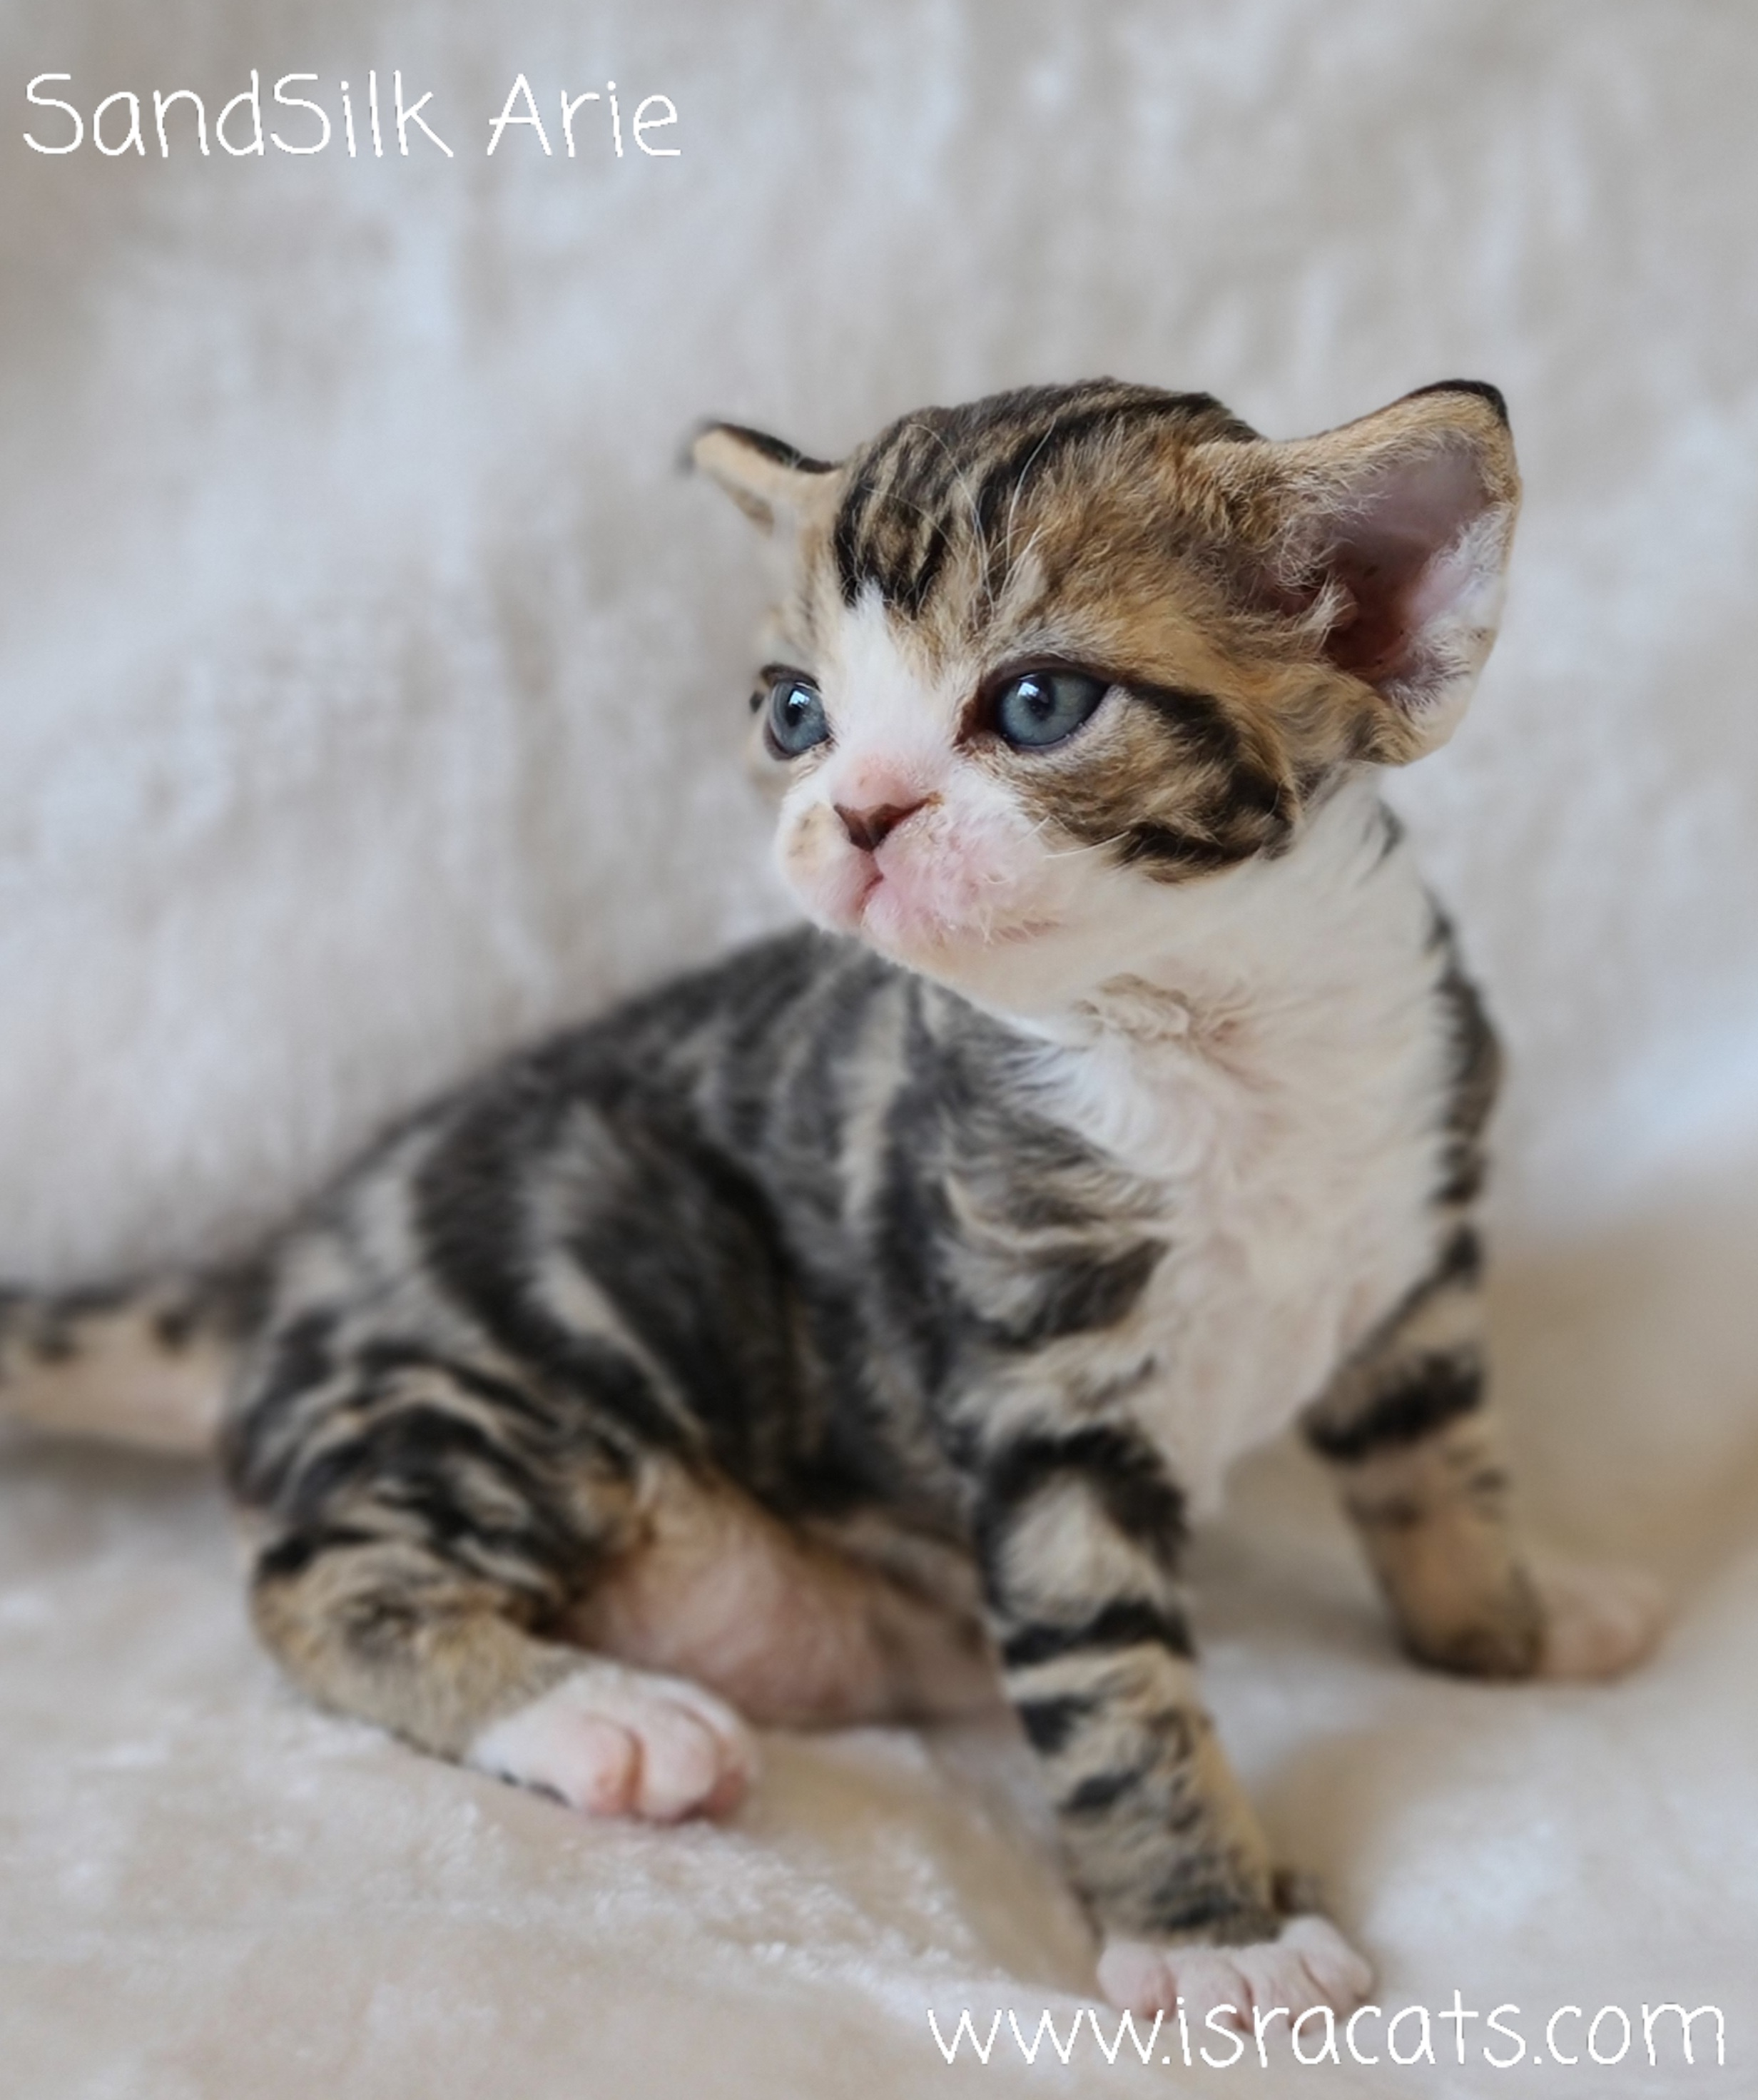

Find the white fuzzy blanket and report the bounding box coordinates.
[3,3,1755,2092]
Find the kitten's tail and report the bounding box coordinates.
[0,1264,268,1457]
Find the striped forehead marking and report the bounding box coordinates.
[829,382,1258,615]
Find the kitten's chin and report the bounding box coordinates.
[803,873,947,959]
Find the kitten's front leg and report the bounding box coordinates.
[973,1421,1371,2021]
[1303,1225,1663,1681]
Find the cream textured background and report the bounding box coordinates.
[1,3,1754,2094]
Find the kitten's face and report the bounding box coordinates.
[695,382,1518,1009]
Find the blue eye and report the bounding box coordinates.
[763,674,830,759]
[992,669,1109,749]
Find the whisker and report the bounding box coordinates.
[999,425,1058,593]
[1038,835,1127,863]
[1021,811,1127,863]
[908,422,982,528]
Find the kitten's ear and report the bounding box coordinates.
[689,421,841,534]
[1261,382,1520,761]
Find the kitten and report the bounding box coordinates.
[0,380,1662,2025]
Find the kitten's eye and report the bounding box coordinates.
[992,669,1109,749]
[763,674,830,759]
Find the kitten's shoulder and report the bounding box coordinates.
[455,923,911,1121]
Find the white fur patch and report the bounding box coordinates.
[467,1660,758,1822]
[1099,1914,1373,2025]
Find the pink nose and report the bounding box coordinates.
[835,800,923,853]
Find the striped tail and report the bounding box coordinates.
[0,1265,266,1457]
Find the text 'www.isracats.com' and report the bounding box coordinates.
[928,1994,1727,2073]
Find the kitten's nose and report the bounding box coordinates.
[835,800,923,853]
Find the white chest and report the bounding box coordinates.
[1030,868,1458,1510]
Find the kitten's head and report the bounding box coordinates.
[693,380,1518,1008]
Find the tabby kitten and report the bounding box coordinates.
[1,380,1661,2025]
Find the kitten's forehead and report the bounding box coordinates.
[820,381,1262,639]
[819,587,967,743]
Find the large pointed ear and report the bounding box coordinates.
[689,420,841,535]
[1266,381,1520,761]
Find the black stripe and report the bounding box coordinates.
[979,1424,1186,1573]
[970,406,1125,543]
[989,1240,1165,1352]
[1015,1693,1096,1755]
[1142,1877,1279,1942]
[1431,1224,1483,1291]
[278,1402,582,1580]
[1000,1597,1194,1671]
[414,1109,691,1459]
[223,1308,342,1501]
[45,1282,135,1319]
[153,1302,203,1350]
[1117,824,1244,874]
[1433,944,1502,1204]
[892,514,951,615]
[970,390,1243,552]
[561,1127,807,1477]
[1060,1760,1153,1817]
[253,1523,385,1584]
[352,1341,558,1431]
[1403,377,1510,428]
[832,451,886,603]
[1128,684,1294,842]
[1128,681,1244,770]
[1351,1224,1482,1370]
[1305,1351,1485,1464]
[693,420,834,473]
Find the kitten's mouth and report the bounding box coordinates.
[853,867,1057,953]
[802,826,1057,955]
[848,865,885,923]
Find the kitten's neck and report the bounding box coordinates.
[966,776,1454,1188]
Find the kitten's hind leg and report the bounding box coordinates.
[250,1536,754,1820]
[238,1349,756,1820]
[1302,1227,1661,1681]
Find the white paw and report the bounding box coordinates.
[1098,1915,1373,2027]
[1533,1559,1667,1681]
[468,1660,757,1821]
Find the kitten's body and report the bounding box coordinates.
[0,380,1660,2025]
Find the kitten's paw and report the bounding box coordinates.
[1534,1559,1667,1681]
[468,1660,757,1820]
[1098,1916,1373,2027]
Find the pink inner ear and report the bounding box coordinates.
[1321,445,1490,690]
